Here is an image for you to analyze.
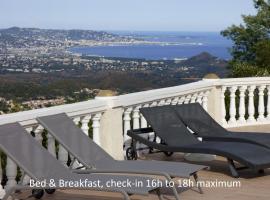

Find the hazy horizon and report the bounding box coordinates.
[0,26,226,33]
[0,0,256,32]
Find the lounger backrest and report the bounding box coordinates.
[0,123,71,180]
[37,114,113,168]
[140,106,199,146]
[174,103,227,136]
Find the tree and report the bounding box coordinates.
[221,0,270,77]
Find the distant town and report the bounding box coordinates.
[0,27,229,113]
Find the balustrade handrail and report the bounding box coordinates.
[0,79,215,127]
[0,99,108,126]
[216,77,270,86]
[116,79,215,107]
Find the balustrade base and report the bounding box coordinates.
[257,117,266,122]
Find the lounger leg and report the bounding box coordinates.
[131,140,138,160]
[162,174,180,200]
[171,185,180,200]
[227,159,239,178]
[119,191,130,200]
[193,173,203,194]
[156,188,165,200]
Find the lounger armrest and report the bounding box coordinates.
[127,129,177,152]
[72,169,173,179]
[127,127,154,135]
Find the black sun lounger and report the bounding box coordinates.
[128,106,270,178]
[0,123,165,200]
[174,103,270,149]
[37,113,208,198]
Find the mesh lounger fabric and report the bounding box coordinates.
[38,113,206,178]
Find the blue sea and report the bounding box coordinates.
[70,31,232,60]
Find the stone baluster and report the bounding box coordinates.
[81,114,92,135]
[34,125,44,144]
[73,116,81,126]
[228,86,237,124]
[165,98,172,105]
[238,86,247,123]
[132,106,141,129]
[140,104,149,128]
[258,85,266,121]
[92,113,102,145]
[196,92,204,104]
[158,100,165,106]
[150,101,158,107]
[47,133,56,157]
[190,93,198,103]
[247,85,256,122]
[267,86,270,120]
[202,90,210,110]
[184,95,191,104]
[5,158,17,190]
[178,96,185,104]
[123,107,132,144]
[25,126,33,134]
[220,86,227,125]
[171,97,179,105]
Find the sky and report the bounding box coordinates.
[0,0,257,32]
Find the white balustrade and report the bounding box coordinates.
[238,86,247,123]
[81,115,92,135]
[258,85,266,121]
[184,95,191,104]
[202,91,210,111]
[34,125,44,144]
[220,86,227,125]
[132,106,141,129]
[178,96,185,104]
[267,86,270,120]
[140,104,149,128]
[158,99,166,106]
[196,92,204,104]
[171,97,179,105]
[73,116,81,126]
[190,93,198,103]
[228,86,237,124]
[92,113,102,145]
[123,107,132,145]
[165,98,172,105]
[150,101,158,107]
[247,85,256,123]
